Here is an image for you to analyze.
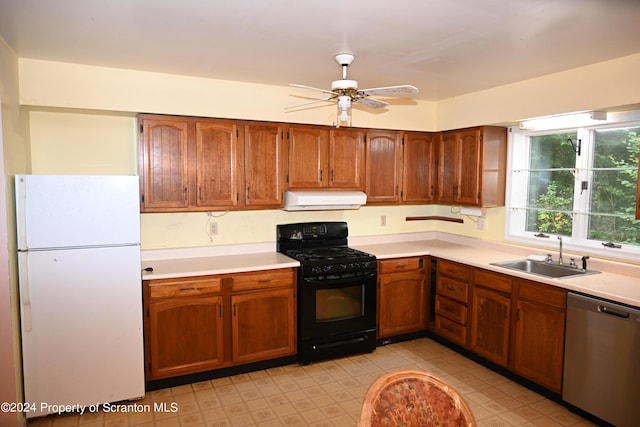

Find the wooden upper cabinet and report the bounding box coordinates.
[437,126,507,207]
[437,131,458,204]
[329,128,365,189]
[457,129,483,205]
[287,126,330,189]
[288,126,363,190]
[402,132,436,203]
[196,121,244,208]
[139,118,190,210]
[243,123,288,208]
[365,130,403,204]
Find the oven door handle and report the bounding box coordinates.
[303,270,377,285]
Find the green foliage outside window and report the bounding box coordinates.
[525,133,576,236]
[589,128,639,243]
[525,128,640,246]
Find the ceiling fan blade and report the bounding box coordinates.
[290,83,338,96]
[285,97,335,110]
[359,85,419,97]
[353,96,389,109]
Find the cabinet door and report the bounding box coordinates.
[469,287,511,366]
[366,130,403,204]
[231,288,296,364]
[139,119,190,210]
[329,128,365,189]
[402,132,436,203]
[288,126,329,189]
[378,270,428,338]
[457,129,482,205]
[512,281,566,393]
[148,295,224,379]
[243,123,288,207]
[437,131,458,204]
[196,121,244,208]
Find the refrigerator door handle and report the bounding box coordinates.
[19,254,33,332]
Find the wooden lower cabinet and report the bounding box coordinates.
[437,263,567,394]
[232,287,296,364]
[377,257,429,338]
[511,279,566,393]
[144,268,296,381]
[434,259,469,346]
[469,269,512,367]
[145,276,225,380]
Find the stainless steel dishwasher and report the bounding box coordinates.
[563,292,640,427]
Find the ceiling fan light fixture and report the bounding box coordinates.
[338,109,350,123]
[338,95,351,123]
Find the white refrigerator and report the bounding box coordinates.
[16,174,145,418]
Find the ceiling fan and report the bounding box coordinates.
[287,53,419,124]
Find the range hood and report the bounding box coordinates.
[283,191,367,211]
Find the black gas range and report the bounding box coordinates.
[277,222,377,364]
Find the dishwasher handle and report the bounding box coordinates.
[599,305,630,319]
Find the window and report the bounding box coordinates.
[506,113,640,261]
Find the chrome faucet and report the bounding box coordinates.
[557,236,564,265]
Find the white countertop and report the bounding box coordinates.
[351,237,640,308]
[141,233,640,307]
[142,251,299,280]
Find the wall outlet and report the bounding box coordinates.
[209,222,218,235]
[380,215,387,226]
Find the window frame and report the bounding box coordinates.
[505,111,640,263]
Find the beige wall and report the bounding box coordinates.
[28,110,137,175]
[20,54,640,250]
[19,59,437,131]
[0,37,27,427]
[436,53,640,130]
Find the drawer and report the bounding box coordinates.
[435,315,467,346]
[149,277,222,299]
[232,268,295,292]
[435,296,467,325]
[438,259,469,281]
[474,268,512,294]
[437,277,469,304]
[517,279,566,309]
[379,257,423,274]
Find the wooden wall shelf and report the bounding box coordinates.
[405,216,464,223]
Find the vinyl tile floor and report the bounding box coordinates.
[27,338,597,427]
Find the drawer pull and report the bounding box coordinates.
[446,285,457,292]
[395,264,407,268]
[179,287,196,292]
[258,279,272,283]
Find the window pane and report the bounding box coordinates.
[526,132,576,236]
[589,127,640,245]
[525,171,574,235]
[588,214,640,244]
[529,132,577,169]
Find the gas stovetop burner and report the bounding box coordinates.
[285,247,374,262]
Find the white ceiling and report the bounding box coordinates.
[1,0,640,102]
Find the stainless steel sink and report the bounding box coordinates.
[490,259,601,279]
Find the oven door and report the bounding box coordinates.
[298,271,376,341]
